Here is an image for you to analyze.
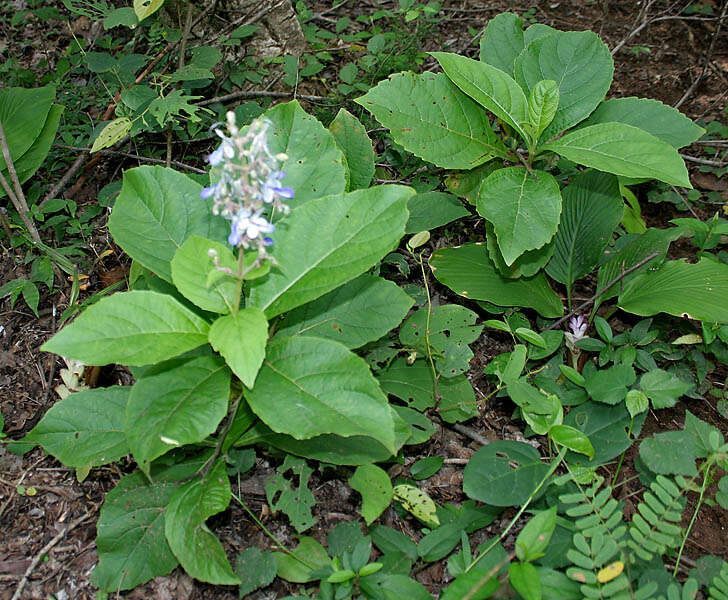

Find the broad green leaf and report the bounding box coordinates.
[165,461,240,585]
[639,431,697,476]
[639,369,693,409]
[619,258,728,323]
[509,562,541,600]
[208,308,268,388]
[1,104,63,196]
[585,364,636,405]
[134,0,164,21]
[355,71,508,169]
[273,537,330,583]
[262,100,346,207]
[542,123,691,188]
[485,220,556,278]
[432,51,530,141]
[406,191,470,233]
[411,456,444,480]
[563,402,642,466]
[549,425,594,459]
[440,568,499,600]
[329,108,375,190]
[516,507,557,562]
[684,410,724,458]
[108,166,228,282]
[41,291,210,366]
[625,389,649,418]
[237,409,410,465]
[349,464,393,525]
[91,117,132,152]
[235,548,277,599]
[527,79,559,142]
[477,166,562,265]
[445,162,501,204]
[171,235,238,314]
[246,336,396,453]
[393,484,439,527]
[514,30,613,139]
[430,243,563,317]
[376,357,479,423]
[546,170,623,288]
[23,387,129,467]
[463,441,550,506]
[479,12,525,74]
[275,274,413,349]
[126,356,230,473]
[580,97,705,148]
[596,227,680,306]
[266,454,316,533]
[0,85,55,171]
[91,466,196,591]
[248,185,412,318]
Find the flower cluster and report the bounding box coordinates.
[564,314,588,351]
[200,112,293,260]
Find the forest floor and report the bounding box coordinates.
[1,1,728,599]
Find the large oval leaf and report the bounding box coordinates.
[261,100,346,208]
[41,290,210,366]
[546,170,623,288]
[275,274,413,349]
[619,258,728,323]
[165,460,240,585]
[91,469,185,591]
[23,387,129,468]
[542,123,691,188]
[125,356,230,473]
[245,336,397,453]
[580,97,704,149]
[208,308,268,388]
[479,12,525,75]
[514,30,613,139]
[328,108,375,191]
[108,166,228,282]
[477,166,562,266]
[463,441,550,506]
[248,185,412,318]
[430,243,563,317]
[432,51,530,141]
[355,71,507,169]
[0,85,55,170]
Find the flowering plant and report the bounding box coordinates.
[24,101,418,590]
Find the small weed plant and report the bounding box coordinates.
[3,7,728,600]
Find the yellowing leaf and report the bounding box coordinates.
[134,0,164,21]
[91,118,132,153]
[393,484,439,527]
[597,561,624,583]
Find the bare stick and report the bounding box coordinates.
[197,89,331,107]
[453,423,492,446]
[680,153,727,167]
[674,0,728,109]
[611,0,658,55]
[39,152,89,209]
[546,252,661,331]
[11,511,92,600]
[52,144,206,174]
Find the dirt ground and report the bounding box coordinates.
[1,1,728,598]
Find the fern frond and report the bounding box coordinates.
[708,560,728,600]
[626,475,685,562]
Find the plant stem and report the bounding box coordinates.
[416,249,440,407]
[673,464,712,576]
[610,419,634,488]
[231,487,317,569]
[233,247,245,314]
[198,392,244,480]
[466,446,567,572]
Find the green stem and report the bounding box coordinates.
[673,463,713,576]
[416,250,439,407]
[197,392,243,480]
[233,246,245,314]
[231,487,317,569]
[610,419,633,488]
[466,446,567,572]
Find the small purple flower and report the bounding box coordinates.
[208,146,225,166]
[200,185,217,199]
[263,236,274,246]
[569,315,588,340]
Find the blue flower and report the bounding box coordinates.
[200,185,217,199]
[208,146,225,166]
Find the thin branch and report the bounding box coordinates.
[545,252,661,331]
[52,144,206,174]
[674,0,728,109]
[196,89,331,107]
[39,152,89,209]
[11,511,93,600]
[611,0,658,55]
[680,153,727,167]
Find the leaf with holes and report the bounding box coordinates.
[349,464,393,525]
[266,455,317,533]
[463,441,550,506]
